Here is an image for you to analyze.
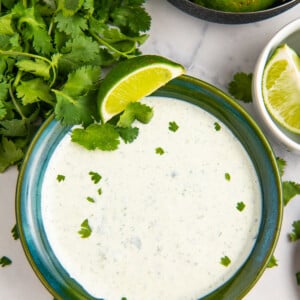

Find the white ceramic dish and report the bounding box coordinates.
[252,18,300,153]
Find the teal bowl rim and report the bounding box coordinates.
[16,74,282,300]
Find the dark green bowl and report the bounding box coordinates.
[16,75,282,300]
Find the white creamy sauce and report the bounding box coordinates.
[41,96,261,300]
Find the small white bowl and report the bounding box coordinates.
[252,18,300,153]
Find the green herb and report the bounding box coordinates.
[296,272,300,285]
[283,181,300,206]
[121,298,127,300]
[236,202,246,212]
[267,255,278,268]
[276,157,286,177]
[72,102,153,151]
[214,122,221,131]
[86,196,95,203]
[0,0,151,172]
[98,188,102,196]
[0,256,12,267]
[156,147,165,155]
[117,102,153,128]
[228,72,253,103]
[89,171,102,184]
[289,220,300,242]
[220,256,231,267]
[225,173,231,181]
[11,224,19,240]
[56,174,65,182]
[78,219,92,238]
[169,121,179,132]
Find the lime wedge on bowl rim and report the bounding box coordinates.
[262,43,300,134]
[97,55,185,123]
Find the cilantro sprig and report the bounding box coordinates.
[0,0,151,172]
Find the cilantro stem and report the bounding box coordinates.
[8,82,27,120]
[0,49,57,88]
[89,30,135,59]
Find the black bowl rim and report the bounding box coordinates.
[167,0,300,24]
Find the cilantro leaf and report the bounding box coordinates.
[89,171,102,184]
[220,256,231,267]
[78,219,92,238]
[11,224,19,240]
[0,119,27,137]
[117,102,153,128]
[117,126,139,144]
[71,123,120,151]
[55,11,88,37]
[53,89,98,126]
[236,202,246,212]
[155,147,165,155]
[63,65,101,97]
[0,137,24,172]
[111,6,151,34]
[56,174,65,182]
[283,181,300,206]
[276,157,286,177]
[289,220,300,242]
[86,196,95,203]
[16,59,51,80]
[225,173,231,181]
[228,72,253,103]
[169,121,179,132]
[0,256,12,267]
[267,255,278,268]
[214,122,221,131]
[16,79,54,105]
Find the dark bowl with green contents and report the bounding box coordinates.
[167,0,299,24]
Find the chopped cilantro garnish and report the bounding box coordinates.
[156,147,165,155]
[56,174,65,182]
[117,102,153,128]
[296,272,300,285]
[72,123,120,151]
[214,122,221,131]
[169,121,179,132]
[11,224,19,240]
[283,181,300,206]
[228,72,253,103]
[78,219,92,238]
[89,171,102,184]
[98,188,102,196]
[225,173,231,181]
[289,220,300,242]
[276,157,286,177]
[86,196,95,203]
[267,255,278,268]
[220,256,231,267]
[0,256,12,267]
[121,297,128,300]
[236,202,246,212]
[117,126,139,144]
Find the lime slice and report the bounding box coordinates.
[98,55,185,122]
[262,44,300,134]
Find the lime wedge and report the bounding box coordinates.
[98,55,185,122]
[262,44,300,134]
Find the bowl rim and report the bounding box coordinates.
[16,75,283,300]
[167,0,300,24]
[252,17,300,153]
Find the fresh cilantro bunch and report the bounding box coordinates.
[0,0,151,172]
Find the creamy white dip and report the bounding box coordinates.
[41,96,261,300]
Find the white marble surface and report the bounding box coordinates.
[1,0,300,299]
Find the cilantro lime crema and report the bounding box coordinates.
[41,96,261,300]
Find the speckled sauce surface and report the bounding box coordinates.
[41,96,261,300]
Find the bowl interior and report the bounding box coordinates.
[16,75,282,300]
[167,0,299,24]
[252,18,300,152]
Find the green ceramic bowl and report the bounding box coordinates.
[16,75,282,300]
